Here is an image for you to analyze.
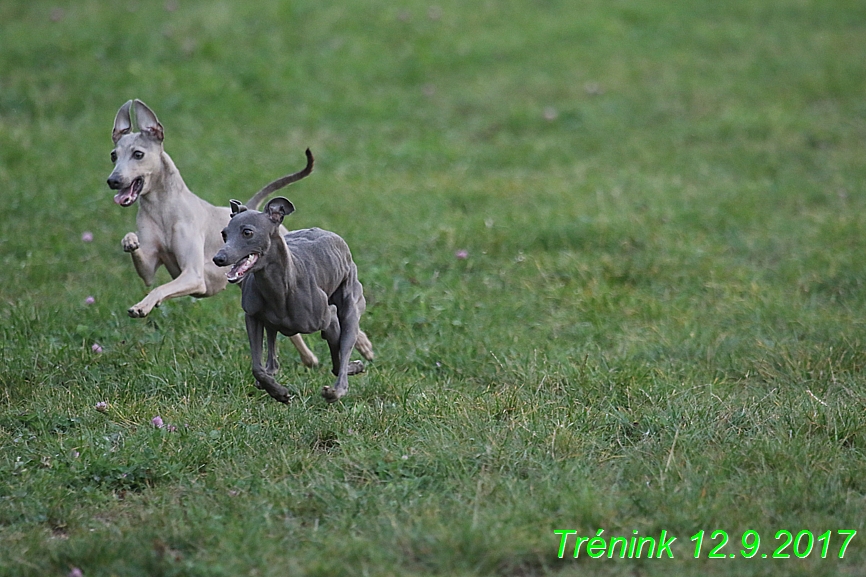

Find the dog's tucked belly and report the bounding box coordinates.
[257,305,328,336]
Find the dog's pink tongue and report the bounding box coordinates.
[113,185,134,206]
[227,254,258,282]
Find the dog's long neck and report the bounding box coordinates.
[151,152,189,196]
[252,231,300,307]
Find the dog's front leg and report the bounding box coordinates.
[122,232,161,287]
[266,329,320,373]
[246,315,267,389]
[128,229,209,317]
[246,316,293,403]
[128,268,208,318]
[265,326,279,375]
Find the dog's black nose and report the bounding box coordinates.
[213,252,228,266]
[107,176,123,190]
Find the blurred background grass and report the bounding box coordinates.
[2,1,866,575]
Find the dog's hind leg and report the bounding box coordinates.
[127,226,211,317]
[354,329,374,361]
[320,298,363,403]
[289,334,319,368]
[351,281,373,361]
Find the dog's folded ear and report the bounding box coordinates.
[265,197,295,224]
[229,199,247,217]
[112,100,133,144]
[133,99,165,142]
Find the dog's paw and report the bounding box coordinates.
[127,297,156,318]
[299,351,319,369]
[321,385,345,403]
[127,305,147,318]
[122,232,140,253]
[269,383,298,404]
[347,360,365,376]
[127,294,160,318]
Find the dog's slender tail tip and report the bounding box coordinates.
[245,148,315,210]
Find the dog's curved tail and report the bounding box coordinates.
[245,148,314,211]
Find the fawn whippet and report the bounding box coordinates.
[107,99,317,367]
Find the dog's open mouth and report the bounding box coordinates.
[226,253,259,283]
[113,177,144,207]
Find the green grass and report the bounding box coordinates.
[2,0,866,575]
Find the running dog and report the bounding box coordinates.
[107,99,318,366]
[213,197,374,403]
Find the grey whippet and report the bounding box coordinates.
[107,99,318,367]
[213,197,374,403]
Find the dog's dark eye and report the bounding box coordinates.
[242,229,253,238]
[221,230,227,242]
[133,150,144,160]
[110,151,117,163]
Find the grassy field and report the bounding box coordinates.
[2,0,866,575]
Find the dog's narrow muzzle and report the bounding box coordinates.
[213,251,229,266]
[107,175,124,190]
